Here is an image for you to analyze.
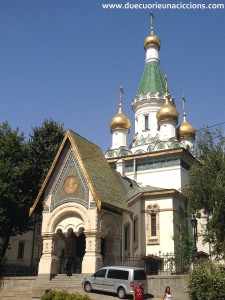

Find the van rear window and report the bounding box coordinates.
[107,269,129,280]
[134,270,147,280]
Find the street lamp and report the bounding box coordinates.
[191,214,198,261]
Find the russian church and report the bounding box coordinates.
[6,16,202,279]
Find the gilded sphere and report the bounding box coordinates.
[177,120,196,139]
[110,112,131,131]
[144,34,161,50]
[156,101,179,123]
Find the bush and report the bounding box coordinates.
[187,260,225,300]
[41,289,91,300]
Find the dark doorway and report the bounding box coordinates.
[76,229,86,273]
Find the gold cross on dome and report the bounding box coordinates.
[182,95,186,115]
[150,12,154,34]
[119,86,124,111]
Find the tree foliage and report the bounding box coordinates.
[0,122,31,257]
[187,260,225,300]
[183,128,225,258]
[41,289,91,300]
[173,210,193,268]
[0,119,65,258]
[28,119,65,202]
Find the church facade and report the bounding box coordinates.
[5,16,206,279]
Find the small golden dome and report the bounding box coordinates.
[144,33,161,50]
[110,111,131,132]
[156,96,179,123]
[110,86,131,132]
[177,117,196,139]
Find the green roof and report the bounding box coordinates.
[30,130,131,215]
[68,130,131,213]
[136,61,166,96]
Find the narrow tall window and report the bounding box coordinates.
[144,115,149,130]
[124,224,130,252]
[147,204,160,245]
[133,217,138,243]
[151,214,157,236]
[17,241,25,259]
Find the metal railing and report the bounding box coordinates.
[145,253,191,275]
[97,253,191,275]
[0,253,191,277]
[101,255,145,269]
[0,261,38,277]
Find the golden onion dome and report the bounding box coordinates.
[110,111,131,132]
[110,86,131,132]
[177,115,196,139]
[144,33,161,50]
[156,96,179,123]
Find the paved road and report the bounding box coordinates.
[82,290,161,300]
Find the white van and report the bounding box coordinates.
[82,266,148,299]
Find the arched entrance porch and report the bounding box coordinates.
[57,227,86,274]
[38,203,89,279]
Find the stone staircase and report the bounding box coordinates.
[32,274,86,299]
[0,274,87,300]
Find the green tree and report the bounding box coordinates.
[28,119,65,203]
[173,210,193,272]
[183,128,225,258]
[0,122,32,257]
[187,260,225,300]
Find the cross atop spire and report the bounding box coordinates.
[164,75,169,100]
[119,86,124,112]
[165,75,168,91]
[150,12,154,34]
[182,95,187,119]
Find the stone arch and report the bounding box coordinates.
[46,203,90,234]
[134,149,145,155]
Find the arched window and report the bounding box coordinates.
[146,204,160,245]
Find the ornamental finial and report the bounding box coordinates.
[182,95,187,119]
[164,75,169,100]
[150,12,154,34]
[119,86,124,112]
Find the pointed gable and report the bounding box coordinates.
[30,130,131,216]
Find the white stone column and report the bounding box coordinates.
[38,233,59,279]
[82,232,102,274]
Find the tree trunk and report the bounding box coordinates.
[0,235,11,258]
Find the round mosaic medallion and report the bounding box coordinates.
[63,175,79,195]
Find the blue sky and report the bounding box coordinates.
[0,0,224,152]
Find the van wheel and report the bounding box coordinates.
[117,287,126,299]
[84,281,92,292]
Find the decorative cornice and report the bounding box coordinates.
[128,189,185,206]
[107,147,195,165]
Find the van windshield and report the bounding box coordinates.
[134,270,147,280]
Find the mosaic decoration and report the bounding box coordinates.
[63,175,79,195]
[51,149,89,211]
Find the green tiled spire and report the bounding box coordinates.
[136,61,166,96]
